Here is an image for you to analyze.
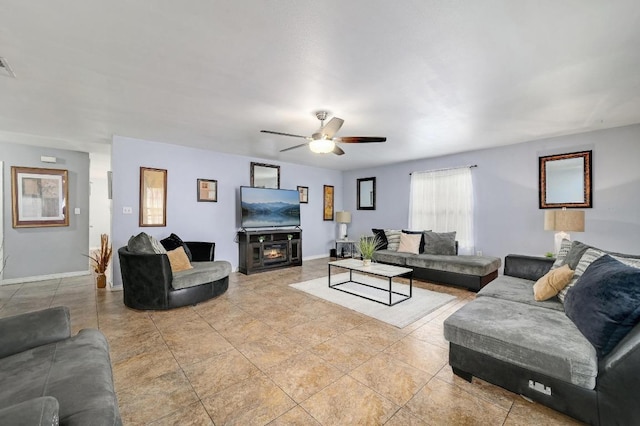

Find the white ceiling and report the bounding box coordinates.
[1,1,640,170]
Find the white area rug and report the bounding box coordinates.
[290,273,456,328]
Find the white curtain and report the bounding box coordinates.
[408,167,475,254]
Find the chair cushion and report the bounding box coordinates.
[172,260,232,290]
[444,297,597,389]
[160,233,192,261]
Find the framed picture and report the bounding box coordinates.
[197,179,218,202]
[297,186,308,204]
[323,185,334,221]
[11,166,69,228]
[139,167,167,227]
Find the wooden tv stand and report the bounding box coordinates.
[238,229,302,274]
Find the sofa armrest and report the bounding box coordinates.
[597,322,640,423]
[0,306,71,359]
[0,397,59,425]
[504,255,554,281]
[185,241,215,262]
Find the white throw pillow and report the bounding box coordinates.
[397,233,421,255]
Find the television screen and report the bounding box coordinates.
[240,186,301,228]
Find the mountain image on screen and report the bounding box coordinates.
[241,187,301,227]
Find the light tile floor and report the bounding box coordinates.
[0,259,583,425]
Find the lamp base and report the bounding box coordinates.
[554,231,571,254]
[338,223,348,240]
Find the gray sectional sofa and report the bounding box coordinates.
[444,244,640,425]
[0,306,121,425]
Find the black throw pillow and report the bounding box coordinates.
[160,233,192,261]
[371,229,388,250]
[402,230,426,254]
[564,254,640,357]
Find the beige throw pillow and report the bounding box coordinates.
[167,246,193,273]
[397,232,421,254]
[533,264,574,301]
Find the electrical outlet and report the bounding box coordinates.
[122,207,133,214]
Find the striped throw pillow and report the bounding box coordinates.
[384,230,402,251]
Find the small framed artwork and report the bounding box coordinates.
[323,185,334,221]
[139,167,167,227]
[297,186,308,204]
[11,166,69,228]
[197,179,218,202]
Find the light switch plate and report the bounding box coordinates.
[74,207,81,215]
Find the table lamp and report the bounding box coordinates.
[335,211,351,240]
[544,208,585,253]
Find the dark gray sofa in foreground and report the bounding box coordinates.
[119,241,231,310]
[444,250,640,425]
[374,249,501,291]
[0,306,121,425]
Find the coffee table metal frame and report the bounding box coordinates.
[328,259,413,306]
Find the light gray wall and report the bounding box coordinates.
[343,124,640,259]
[1,142,90,280]
[111,135,343,287]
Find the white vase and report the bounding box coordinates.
[363,259,372,266]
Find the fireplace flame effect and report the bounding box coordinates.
[265,249,283,259]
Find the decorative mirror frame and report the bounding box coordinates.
[539,150,592,209]
[357,177,376,210]
[139,167,167,227]
[250,162,280,189]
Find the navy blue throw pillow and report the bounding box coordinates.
[371,229,388,250]
[160,233,192,261]
[564,254,640,358]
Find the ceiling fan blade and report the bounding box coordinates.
[335,136,387,143]
[321,117,345,139]
[261,130,310,139]
[332,145,345,155]
[280,142,310,152]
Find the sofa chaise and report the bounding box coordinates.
[444,241,640,425]
[0,306,121,425]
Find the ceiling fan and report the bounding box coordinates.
[260,111,387,155]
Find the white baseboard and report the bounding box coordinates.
[303,254,329,261]
[0,270,90,286]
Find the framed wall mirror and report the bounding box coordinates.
[539,150,592,209]
[357,177,376,210]
[251,162,280,189]
[139,167,167,226]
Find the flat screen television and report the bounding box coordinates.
[240,186,301,228]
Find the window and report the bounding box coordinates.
[409,167,474,254]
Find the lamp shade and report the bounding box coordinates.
[544,210,556,231]
[555,210,585,232]
[335,211,351,224]
[544,209,585,232]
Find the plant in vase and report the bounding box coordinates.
[86,234,113,288]
[355,235,382,266]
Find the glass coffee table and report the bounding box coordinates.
[328,258,413,306]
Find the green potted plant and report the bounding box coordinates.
[86,234,113,288]
[355,235,382,266]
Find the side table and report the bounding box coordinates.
[335,239,356,258]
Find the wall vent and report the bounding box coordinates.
[0,57,16,78]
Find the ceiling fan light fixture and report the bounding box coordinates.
[309,138,335,154]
